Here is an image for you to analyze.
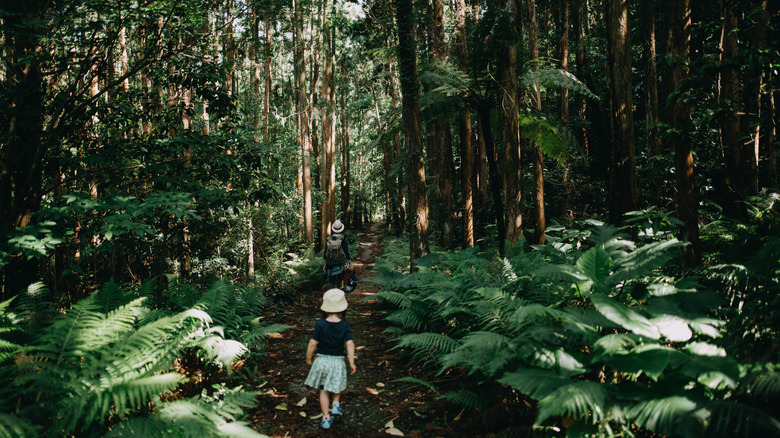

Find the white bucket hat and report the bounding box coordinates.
[321,288,348,313]
[332,220,344,233]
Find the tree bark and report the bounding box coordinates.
[321,6,336,241]
[605,0,639,224]
[526,0,546,245]
[455,0,474,248]
[718,0,745,218]
[499,0,523,246]
[667,0,699,265]
[394,0,430,269]
[294,0,314,246]
[642,0,660,157]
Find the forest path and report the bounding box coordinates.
[248,223,458,437]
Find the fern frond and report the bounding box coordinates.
[394,333,459,359]
[0,413,38,438]
[440,331,515,379]
[742,370,780,399]
[706,399,780,438]
[610,239,689,286]
[536,381,609,425]
[519,68,598,100]
[439,389,485,410]
[372,291,414,309]
[386,307,430,332]
[395,376,439,393]
[626,395,700,437]
[498,367,571,399]
[83,373,187,426]
[586,225,634,258]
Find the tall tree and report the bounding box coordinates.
[605,0,639,223]
[294,0,314,246]
[642,0,660,157]
[455,0,475,248]
[666,0,699,265]
[320,1,336,243]
[499,0,523,246]
[526,0,546,245]
[394,0,430,268]
[718,0,745,218]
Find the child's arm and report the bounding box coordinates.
[346,340,356,374]
[306,339,318,366]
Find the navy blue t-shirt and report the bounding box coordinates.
[311,319,353,356]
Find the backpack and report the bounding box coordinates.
[324,235,346,267]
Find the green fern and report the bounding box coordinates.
[0,413,38,438]
[535,381,609,426]
[440,389,485,411]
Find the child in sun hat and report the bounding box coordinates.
[305,288,357,430]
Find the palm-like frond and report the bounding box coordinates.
[626,395,701,438]
[498,367,572,399]
[535,381,609,425]
[440,331,515,379]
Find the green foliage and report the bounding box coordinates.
[0,280,274,437]
[370,224,780,437]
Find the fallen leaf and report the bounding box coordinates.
[296,397,307,407]
[367,387,380,395]
[384,420,395,429]
[274,404,288,411]
[386,427,404,436]
[453,408,465,421]
[311,414,322,420]
[376,382,385,388]
[299,412,307,418]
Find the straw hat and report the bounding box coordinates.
[332,220,344,233]
[321,288,348,313]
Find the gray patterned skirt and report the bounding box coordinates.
[305,354,348,394]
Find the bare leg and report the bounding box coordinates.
[319,390,330,417]
[332,392,341,406]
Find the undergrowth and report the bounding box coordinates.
[368,211,780,437]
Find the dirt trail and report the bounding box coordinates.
[248,223,458,437]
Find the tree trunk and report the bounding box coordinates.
[499,0,523,246]
[479,105,506,255]
[321,7,336,240]
[667,0,699,265]
[743,0,768,195]
[394,0,430,269]
[642,0,660,157]
[605,0,639,224]
[455,0,474,248]
[718,0,745,218]
[527,0,546,245]
[294,0,314,246]
[340,75,351,227]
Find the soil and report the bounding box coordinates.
[246,223,485,437]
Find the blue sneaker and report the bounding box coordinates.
[321,416,333,429]
[331,405,343,416]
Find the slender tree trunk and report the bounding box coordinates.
[321,6,336,241]
[526,0,546,245]
[455,0,474,247]
[294,0,313,246]
[573,0,589,154]
[479,105,506,255]
[667,0,699,265]
[340,75,351,227]
[264,15,273,142]
[718,0,745,218]
[605,0,639,223]
[743,0,768,195]
[499,0,523,246]
[395,0,430,269]
[371,81,393,226]
[642,0,660,157]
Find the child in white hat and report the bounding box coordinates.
[304,288,357,430]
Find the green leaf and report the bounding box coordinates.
[627,395,702,438]
[589,293,660,339]
[576,247,612,293]
[499,368,572,399]
[536,381,609,425]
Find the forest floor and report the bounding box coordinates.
[246,223,516,437]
